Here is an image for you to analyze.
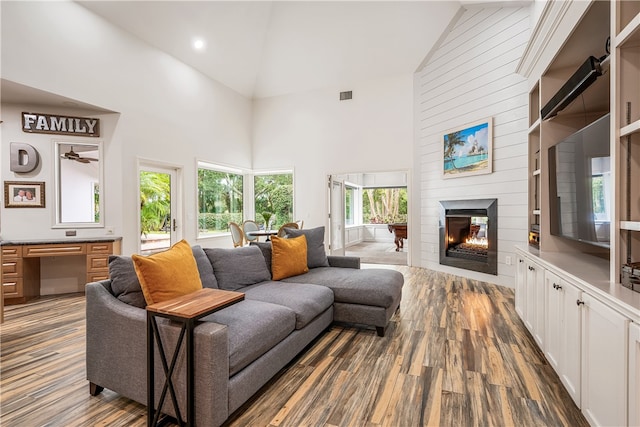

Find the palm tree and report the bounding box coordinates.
[140,171,171,237]
[444,131,465,170]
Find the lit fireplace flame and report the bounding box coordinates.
[466,236,488,247]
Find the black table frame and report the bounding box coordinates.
[146,299,239,426]
[246,230,278,241]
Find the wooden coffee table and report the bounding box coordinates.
[146,288,244,426]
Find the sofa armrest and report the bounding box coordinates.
[327,255,360,269]
[85,281,230,426]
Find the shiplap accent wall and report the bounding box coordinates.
[414,6,530,287]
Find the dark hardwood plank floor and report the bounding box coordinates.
[0,267,588,426]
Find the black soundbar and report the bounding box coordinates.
[541,56,602,120]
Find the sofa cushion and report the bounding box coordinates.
[205,246,271,291]
[283,226,329,268]
[132,239,203,305]
[242,281,333,329]
[250,241,272,275]
[202,299,296,375]
[271,235,309,280]
[108,255,147,308]
[108,246,218,308]
[192,245,218,289]
[280,267,403,308]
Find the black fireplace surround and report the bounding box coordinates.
[439,199,498,275]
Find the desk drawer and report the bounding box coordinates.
[2,257,22,278]
[87,255,109,271]
[87,242,112,255]
[2,277,22,297]
[2,246,21,257]
[87,271,110,282]
[23,244,85,257]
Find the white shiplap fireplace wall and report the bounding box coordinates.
[414,5,531,288]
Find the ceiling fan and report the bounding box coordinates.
[61,146,98,164]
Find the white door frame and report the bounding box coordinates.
[137,158,183,253]
[328,175,346,256]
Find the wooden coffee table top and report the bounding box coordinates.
[146,288,244,319]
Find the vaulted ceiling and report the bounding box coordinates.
[77,1,463,99]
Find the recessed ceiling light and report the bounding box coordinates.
[193,38,205,51]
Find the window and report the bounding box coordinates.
[362,187,407,224]
[254,172,293,229]
[345,185,355,226]
[198,163,243,237]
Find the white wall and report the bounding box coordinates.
[414,5,530,287]
[1,1,252,255]
[252,74,414,237]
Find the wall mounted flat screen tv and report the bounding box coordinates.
[548,113,611,249]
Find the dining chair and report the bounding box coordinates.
[228,222,244,247]
[277,222,299,237]
[295,220,304,229]
[242,220,260,243]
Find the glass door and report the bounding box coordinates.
[139,163,180,254]
[328,175,345,256]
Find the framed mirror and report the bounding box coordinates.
[54,141,104,228]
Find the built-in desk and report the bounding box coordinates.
[1,237,122,305]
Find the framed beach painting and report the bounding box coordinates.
[443,118,493,178]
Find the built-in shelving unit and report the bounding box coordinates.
[517,3,640,425]
[613,1,640,284]
[526,0,611,255]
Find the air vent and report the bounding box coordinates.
[339,91,352,101]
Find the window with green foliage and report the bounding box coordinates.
[362,187,407,224]
[254,172,293,229]
[198,164,243,236]
[345,186,355,226]
[140,171,171,237]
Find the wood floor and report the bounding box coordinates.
[0,266,588,426]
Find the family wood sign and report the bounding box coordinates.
[22,112,100,137]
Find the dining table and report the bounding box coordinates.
[246,229,278,241]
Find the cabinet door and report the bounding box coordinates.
[580,294,629,427]
[524,260,537,332]
[560,280,581,406]
[531,261,545,348]
[515,256,526,318]
[630,322,640,427]
[544,270,562,371]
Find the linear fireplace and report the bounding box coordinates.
[439,199,497,275]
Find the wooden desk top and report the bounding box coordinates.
[0,237,122,246]
[146,288,245,319]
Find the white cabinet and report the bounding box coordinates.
[521,257,545,348]
[544,271,582,405]
[560,279,582,406]
[545,270,562,371]
[580,293,629,427]
[516,247,637,426]
[628,322,640,427]
[515,255,526,318]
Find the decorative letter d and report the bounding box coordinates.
[10,142,40,173]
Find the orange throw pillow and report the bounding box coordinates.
[132,239,203,305]
[271,235,309,280]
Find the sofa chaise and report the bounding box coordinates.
[86,228,403,426]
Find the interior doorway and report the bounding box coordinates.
[328,170,409,266]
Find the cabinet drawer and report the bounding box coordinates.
[87,242,112,255]
[87,255,109,271]
[23,244,85,257]
[2,278,22,297]
[87,271,110,282]
[2,257,23,278]
[2,246,21,257]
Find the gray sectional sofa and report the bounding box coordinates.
[86,236,403,426]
